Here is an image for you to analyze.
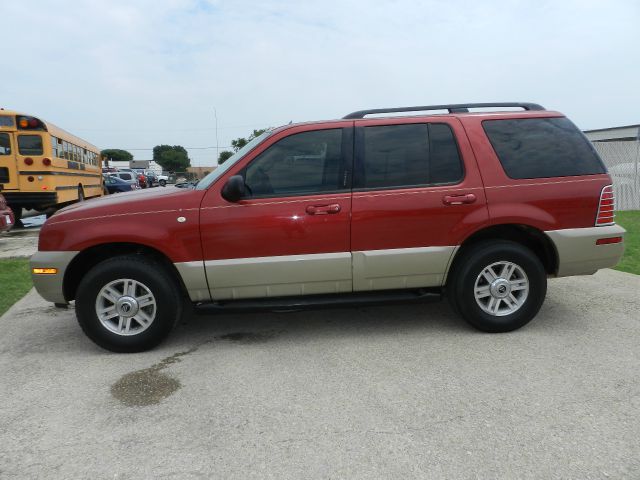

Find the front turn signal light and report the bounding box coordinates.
[32,268,58,275]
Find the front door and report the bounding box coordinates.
[351,117,489,291]
[200,125,353,300]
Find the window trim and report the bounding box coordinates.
[353,121,465,192]
[239,127,353,200]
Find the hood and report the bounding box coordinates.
[48,186,205,224]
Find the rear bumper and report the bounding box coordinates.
[545,225,626,277]
[30,251,79,303]
[3,191,58,208]
[0,208,14,232]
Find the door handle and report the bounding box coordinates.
[442,193,477,205]
[306,204,341,215]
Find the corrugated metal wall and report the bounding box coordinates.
[591,139,640,211]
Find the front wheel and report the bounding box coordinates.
[447,241,547,333]
[159,179,166,187]
[75,255,183,352]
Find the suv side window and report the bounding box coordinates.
[243,128,345,198]
[483,117,606,179]
[355,123,463,189]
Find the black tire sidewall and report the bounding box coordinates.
[453,242,547,333]
[76,256,181,352]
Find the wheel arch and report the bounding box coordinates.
[63,242,189,302]
[445,224,558,284]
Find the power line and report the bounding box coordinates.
[121,145,233,151]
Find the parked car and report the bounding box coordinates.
[31,102,626,353]
[0,192,15,233]
[103,175,139,194]
[144,170,158,188]
[105,172,140,191]
[157,174,169,187]
[137,173,147,189]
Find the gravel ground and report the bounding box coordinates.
[0,269,639,479]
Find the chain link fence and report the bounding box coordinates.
[591,139,640,211]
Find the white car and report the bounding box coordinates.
[157,174,169,187]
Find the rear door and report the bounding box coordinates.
[0,132,18,190]
[200,124,354,300]
[351,117,488,291]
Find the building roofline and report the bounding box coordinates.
[583,123,640,133]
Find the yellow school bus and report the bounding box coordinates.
[0,109,103,223]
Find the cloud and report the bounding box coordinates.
[3,0,639,164]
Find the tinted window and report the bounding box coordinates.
[357,123,463,189]
[18,135,43,155]
[244,129,344,197]
[483,117,606,179]
[119,173,132,181]
[0,133,10,155]
[429,123,464,184]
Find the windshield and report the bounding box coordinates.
[196,130,273,190]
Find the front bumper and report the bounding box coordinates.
[30,251,79,303]
[545,225,626,277]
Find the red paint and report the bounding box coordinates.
[38,110,616,265]
[0,194,15,233]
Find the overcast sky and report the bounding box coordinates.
[4,0,639,166]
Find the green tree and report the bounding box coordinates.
[101,149,133,163]
[218,150,234,164]
[153,145,190,172]
[230,128,268,152]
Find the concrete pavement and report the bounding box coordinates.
[0,269,639,479]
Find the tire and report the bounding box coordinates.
[10,205,23,228]
[78,186,85,202]
[447,240,547,333]
[75,255,183,352]
[159,179,166,187]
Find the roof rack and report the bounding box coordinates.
[343,102,545,119]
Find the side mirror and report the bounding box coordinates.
[221,175,246,202]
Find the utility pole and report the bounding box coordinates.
[213,107,219,164]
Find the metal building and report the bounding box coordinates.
[584,125,640,211]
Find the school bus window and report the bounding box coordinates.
[0,116,15,127]
[51,136,58,157]
[0,133,11,155]
[18,135,44,155]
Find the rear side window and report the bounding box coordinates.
[356,123,463,189]
[18,135,44,155]
[483,117,606,179]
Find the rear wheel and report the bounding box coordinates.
[10,205,23,227]
[159,179,167,187]
[77,186,85,202]
[75,255,183,352]
[447,241,547,332]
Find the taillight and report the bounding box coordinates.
[595,185,615,226]
[24,157,33,165]
[42,158,51,166]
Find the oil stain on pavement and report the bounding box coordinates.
[111,330,281,406]
[111,346,198,407]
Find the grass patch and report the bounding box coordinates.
[0,258,32,316]
[615,210,640,275]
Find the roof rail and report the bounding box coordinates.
[342,102,545,119]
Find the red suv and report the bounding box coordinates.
[31,103,625,352]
